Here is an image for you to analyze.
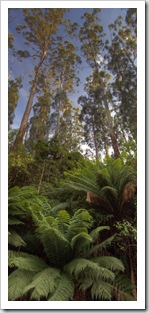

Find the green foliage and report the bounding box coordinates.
[8,269,35,300]
[8,186,130,301]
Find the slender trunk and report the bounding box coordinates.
[56,77,63,138]
[104,98,120,159]
[105,143,109,156]
[92,122,99,161]
[14,52,46,148]
[38,160,46,194]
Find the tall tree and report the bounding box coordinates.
[13,8,66,148]
[106,10,137,141]
[50,40,81,138]
[79,9,120,159]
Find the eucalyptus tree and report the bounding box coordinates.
[13,8,67,148]
[50,40,81,138]
[79,9,120,159]
[106,9,137,141]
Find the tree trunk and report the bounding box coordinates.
[56,79,63,139]
[14,52,46,149]
[92,118,99,161]
[104,98,120,159]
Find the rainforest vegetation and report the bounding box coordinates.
[8,8,137,301]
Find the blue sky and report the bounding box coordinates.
[8,8,127,129]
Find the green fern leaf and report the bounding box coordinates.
[8,229,26,247]
[8,217,24,225]
[8,269,35,300]
[91,280,112,300]
[113,273,135,300]
[87,234,116,257]
[64,258,115,282]
[90,226,110,241]
[71,232,93,256]
[36,223,73,267]
[92,256,125,273]
[23,267,61,300]
[48,273,74,301]
[8,254,48,272]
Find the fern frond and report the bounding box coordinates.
[23,267,61,300]
[66,209,92,241]
[113,273,135,300]
[64,174,100,195]
[55,210,71,235]
[8,254,48,272]
[86,234,116,257]
[90,226,110,241]
[92,256,125,273]
[64,258,115,282]
[48,273,74,301]
[91,280,112,300]
[8,217,24,225]
[36,223,73,267]
[71,233,93,256]
[100,186,118,201]
[51,202,71,214]
[8,250,30,259]
[8,229,26,247]
[8,269,35,300]
[79,277,93,291]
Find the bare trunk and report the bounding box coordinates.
[38,161,46,194]
[105,143,109,156]
[56,77,63,138]
[104,99,120,159]
[93,119,99,161]
[14,53,46,148]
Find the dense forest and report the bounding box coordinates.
[8,8,137,301]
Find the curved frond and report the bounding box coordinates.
[48,273,74,301]
[71,232,93,256]
[36,223,73,267]
[8,269,35,300]
[8,217,24,225]
[8,229,26,247]
[91,280,112,300]
[113,274,136,300]
[93,256,124,273]
[90,226,110,241]
[64,258,115,282]
[87,234,116,257]
[23,267,61,300]
[51,202,70,214]
[8,254,48,272]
